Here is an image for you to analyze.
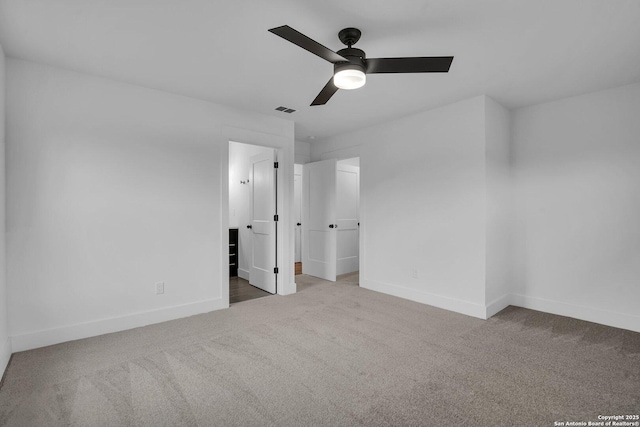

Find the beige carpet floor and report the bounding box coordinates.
[0,272,638,426]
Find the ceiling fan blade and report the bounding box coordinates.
[366,56,454,74]
[311,77,339,106]
[269,25,348,64]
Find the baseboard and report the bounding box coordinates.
[238,268,250,281]
[11,298,228,352]
[361,278,487,319]
[510,294,640,333]
[336,259,358,276]
[354,281,639,332]
[0,337,11,378]
[485,294,511,318]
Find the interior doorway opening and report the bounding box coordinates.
[294,164,303,275]
[335,157,360,277]
[298,157,360,282]
[228,141,278,304]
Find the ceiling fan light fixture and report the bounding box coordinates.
[268,25,453,105]
[333,63,366,90]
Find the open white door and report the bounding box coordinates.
[294,166,302,263]
[336,163,359,275]
[249,150,277,294]
[303,159,337,281]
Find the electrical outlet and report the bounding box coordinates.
[411,269,418,279]
[155,282,165,295]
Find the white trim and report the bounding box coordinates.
[220,139,231,311]
[342,278,640,332]
[318,145,362,162]
[485,294,511,318]
[0,337,11,375]
[361,278,486,319]
[237,268,250,281]
[510,294,640,333]
[10,298,227,352]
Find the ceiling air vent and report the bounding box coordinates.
[275,106,296,113]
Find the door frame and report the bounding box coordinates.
[319,147,364,283]
[221,126,295,307]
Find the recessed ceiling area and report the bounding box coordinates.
[1,0,639,140]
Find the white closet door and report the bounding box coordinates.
[294,171,302,263]
[302,159,337,281]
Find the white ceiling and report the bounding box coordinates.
[1,0,639,140]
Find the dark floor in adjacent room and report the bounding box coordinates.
[0,272,638,426]
[229,276,272,304]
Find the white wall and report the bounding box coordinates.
[312,96,490,318]
[294,140,311,164]
[0,43,11,373]
[229,141,273,280]
[313,88,640,332]
[6,59,294,351]
[484,97,512,316]
[511,83,640,332]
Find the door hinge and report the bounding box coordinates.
[274,214,279,221]
[274,267,279,274]
[274,162,279,168]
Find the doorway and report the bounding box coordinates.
[335,157,360,276]
[300,157,360,282]
[294,164,303,275]
[228,141,278,303]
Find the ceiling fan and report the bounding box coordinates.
[268,25,454,106]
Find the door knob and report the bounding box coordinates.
[247,225,252,229]
[329,224,334,228]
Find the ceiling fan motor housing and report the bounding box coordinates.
[335,47,366,75]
